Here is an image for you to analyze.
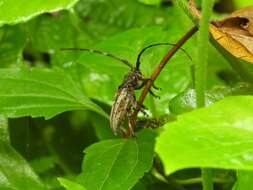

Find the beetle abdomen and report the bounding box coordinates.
[110,88,132,135]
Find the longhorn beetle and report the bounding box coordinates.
[61,43,191,135]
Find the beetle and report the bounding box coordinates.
[61,43,191,135]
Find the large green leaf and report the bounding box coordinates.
[78,129,156,190]
[233,171,253,190]
[156,96,253,175]
[0,68,108,119]
[0,140,45,190]
[0,0,80,26]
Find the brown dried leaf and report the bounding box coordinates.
[210,25,253,63]
[188,1,253,63]
[211,6,253,63]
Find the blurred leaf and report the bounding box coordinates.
[75,27,194,114]
[26,12,92,67]
[0,140,45,190]
[169,83,253,114]
[30,156,56,174]
[138,0,161,5]
[78,129,156,190]
[233,171,253,190]
[132,181,147,190]
[0,67,108,119]
[234,0,253,9]
[0,25,26,67]
[58,178,86,190]
[156,96,253,175]
[0,0,80,26]
[75,0,185,40]
[28,13,76,53]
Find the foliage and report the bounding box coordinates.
[0,0,252,190]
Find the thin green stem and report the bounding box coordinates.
[195,0,214,108]
[202,169,214,190]
[173,0,199,25]
[195,0,215,190]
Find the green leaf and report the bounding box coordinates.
[0,0,80,26]
[0,25,26,67]
[78,129,156,190]
[0,140,45,190]
[156,96,253,175]
[233,171,253,190]
[0,68,108,119]
[58,178,86,190]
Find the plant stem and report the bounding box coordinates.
[174,0,198,24]
[195,0,214,108]
[202,169,214,190]
[128,26,198,136]
[195,0,215,189]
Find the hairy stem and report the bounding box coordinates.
[195,0,215,189]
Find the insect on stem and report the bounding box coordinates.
[127,26,198,137]
[61,40,194,137]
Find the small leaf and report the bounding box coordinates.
[232,171,253,190]
[0,140,45,190]
[156,96,253,175]
[0,68,108,119]
[0,0,80,26]
[78,129,156,190]
[58,178,86,190]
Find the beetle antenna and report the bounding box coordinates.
[60,48,133,69]
[136,43,192,70]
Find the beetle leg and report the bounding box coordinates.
[137,78,161,91]
[135,78,149,90]
[149,89,160,99]
[152,82,161,90]
[127,110,135,136]
[131,99,148,116]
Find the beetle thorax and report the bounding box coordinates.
[121,69,143,89]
